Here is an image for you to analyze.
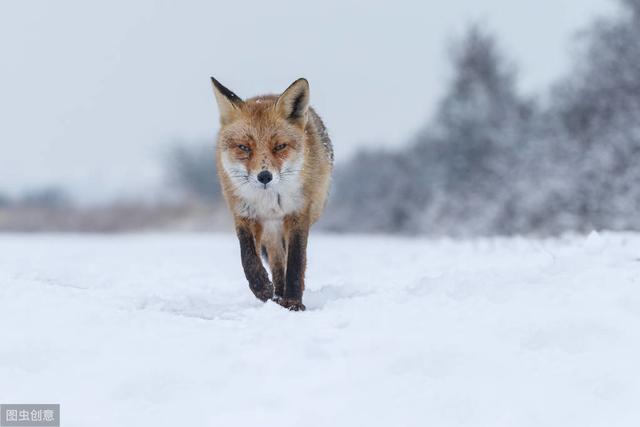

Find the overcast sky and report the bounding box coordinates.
[0,0,615,202]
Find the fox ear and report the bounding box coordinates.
[276,78,309,126]
[211,77,243,125]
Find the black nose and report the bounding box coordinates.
[257,170,273,185]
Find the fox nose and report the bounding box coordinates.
[257,170,273,185]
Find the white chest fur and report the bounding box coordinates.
[234,184,303,220]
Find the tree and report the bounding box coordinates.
[414,26,535,236]
[324,149,422,233]
[549,0,640,231]
[327,26,535,236]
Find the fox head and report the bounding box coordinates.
[211,78,309,192]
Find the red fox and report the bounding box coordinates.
[210,77,333,311]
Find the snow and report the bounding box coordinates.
[1,232,639,426]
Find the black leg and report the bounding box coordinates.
[281,225,308,311]
[236,226,273,301]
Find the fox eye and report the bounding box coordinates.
[237,144,251,153]
[273,143,287,152]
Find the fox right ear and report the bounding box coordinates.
[276,78,310,127]
[211,77,244,125]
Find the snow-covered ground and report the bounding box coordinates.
[1,232,639,426]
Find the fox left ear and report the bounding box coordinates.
[276,78,310,126]
[211,77,244,125]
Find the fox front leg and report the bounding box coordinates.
[280,215,309,311]
[236,221,274,302]
[262,235,286,301]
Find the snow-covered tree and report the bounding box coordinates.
[327,26,535,235]
[324,149,423,232]
[549,0,640,231]
[414,26,536,236]
[326,3,640,237]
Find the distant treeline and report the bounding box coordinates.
[5,0,639,236]
[323,0,640,236]
[0,187,71,210]
[167,0,640,237]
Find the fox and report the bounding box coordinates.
[210,77,333,311]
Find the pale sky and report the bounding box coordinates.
[0,0,615,202]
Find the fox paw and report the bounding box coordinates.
[277,298,306,311]
[251,282,274,302]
